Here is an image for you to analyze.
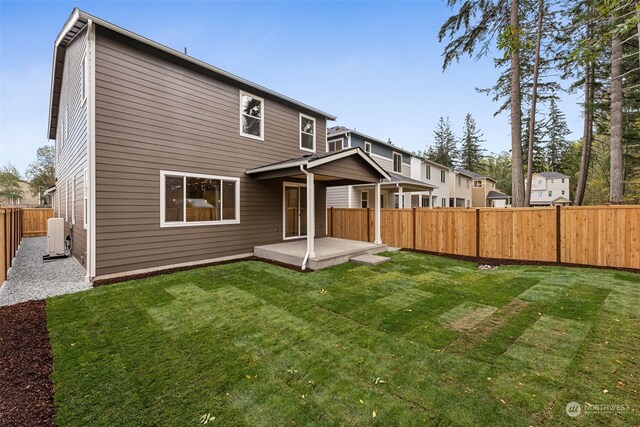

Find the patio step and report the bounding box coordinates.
[349,254,390,266]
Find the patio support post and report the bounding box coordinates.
[428,190,432,209]
[398,185,404,208]
[307,171,315,259]
[374,182,382,244]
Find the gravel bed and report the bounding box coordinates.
[0,237,90,307]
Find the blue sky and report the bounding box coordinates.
[0,0,584,174]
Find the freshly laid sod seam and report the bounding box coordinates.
[44,251,640,426]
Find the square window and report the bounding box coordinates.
[328,139,343,152]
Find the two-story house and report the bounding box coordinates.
[448,169,473,207]
[325,126,435,209]
[410,157,450,207]
[456,168,512,207]
[529,172,571,206]
[48,9,389,281]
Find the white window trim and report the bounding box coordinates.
[81,53,88,106]
[441,170,446,183]
[83,168,88,229]
[299,113,316,153]
[65,180,69,221]
[364,141,372,154]
[327,138,343,152]
[361,190,369,208]
[239,90,264,141]
[71,175,76,225]
[160,170,241,227]
[425,164,431,180]
[393,152,402,173]
[282,181,307,240]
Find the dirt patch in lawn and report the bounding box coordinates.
[0,300,55,427]
[445,299,530,352]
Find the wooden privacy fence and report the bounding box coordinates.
[22,208,55,237]
[327,206,640,270]
[1,208,24,282]
[0,208,54,282]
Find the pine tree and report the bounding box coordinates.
[426,117,459,169]
[459,113,486,172]
[522,111,545,173]
[541,97,571,172]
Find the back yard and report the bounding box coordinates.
[45,252,639,426]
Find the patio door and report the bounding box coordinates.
[284,183,307,239]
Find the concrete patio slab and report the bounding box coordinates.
[0,237,90,307]
[254,237,388,270]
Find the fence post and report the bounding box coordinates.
[556,205,561,263]
[0,210,5,282]
[412,207,417,249]
[367,207,371,242]
[475,208,480,257]
[329,207,334,237]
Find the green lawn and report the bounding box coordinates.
[47,252,640,426]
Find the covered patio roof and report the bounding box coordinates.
[355,172,437,192]
[486,190,511,200]
[245,148,390,185]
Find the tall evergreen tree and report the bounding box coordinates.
[522,110,545,173]
[541,97,571,172]
[459,113,486,172]
[425,117,459,169]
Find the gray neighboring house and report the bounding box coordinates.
[325,126,436,209]
[48,9,389,281]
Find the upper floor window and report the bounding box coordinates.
[537,179,543,186]
[457,175,462,187]
[328,139,343,152]
[364,141,371,154]
[551,179,555,183]
[425,165,431,180]
[466,178,470,188]
[239,91,264,140]
[393,152,402,173]
[161,171,240,227]
[299,114,315,152]
[538,191,543,197]
[548,190,553,197]
[561,178,565,183]
[441,170,446,183]
[562,190,566,195]
[474,180,482,188]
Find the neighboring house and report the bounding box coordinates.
[410,157,451,207]
[448,170,473,207]
[456,168,511,207]
[325,126,436,209]
[48,9,388,281]
[529,172,571,206]
[0,181,42,207]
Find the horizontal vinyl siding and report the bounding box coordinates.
[54,30,88,268]
[326,187,349,208]
[94,34,327,275]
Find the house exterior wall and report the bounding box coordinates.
[53,28,89,268]
[471,178,497,207]
[93,32,328,276]
[409,159,450,207]
[448,172,472,207]
[530,174,570,204]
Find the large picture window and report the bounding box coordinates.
[239,91,264,140]
[300,114,315,152]
[161,171,240,227]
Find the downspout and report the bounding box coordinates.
[300,165,312,270]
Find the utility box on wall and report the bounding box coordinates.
[47,217,65,255]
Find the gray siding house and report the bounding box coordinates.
[49,9,388,281]
[325,126,435,209]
